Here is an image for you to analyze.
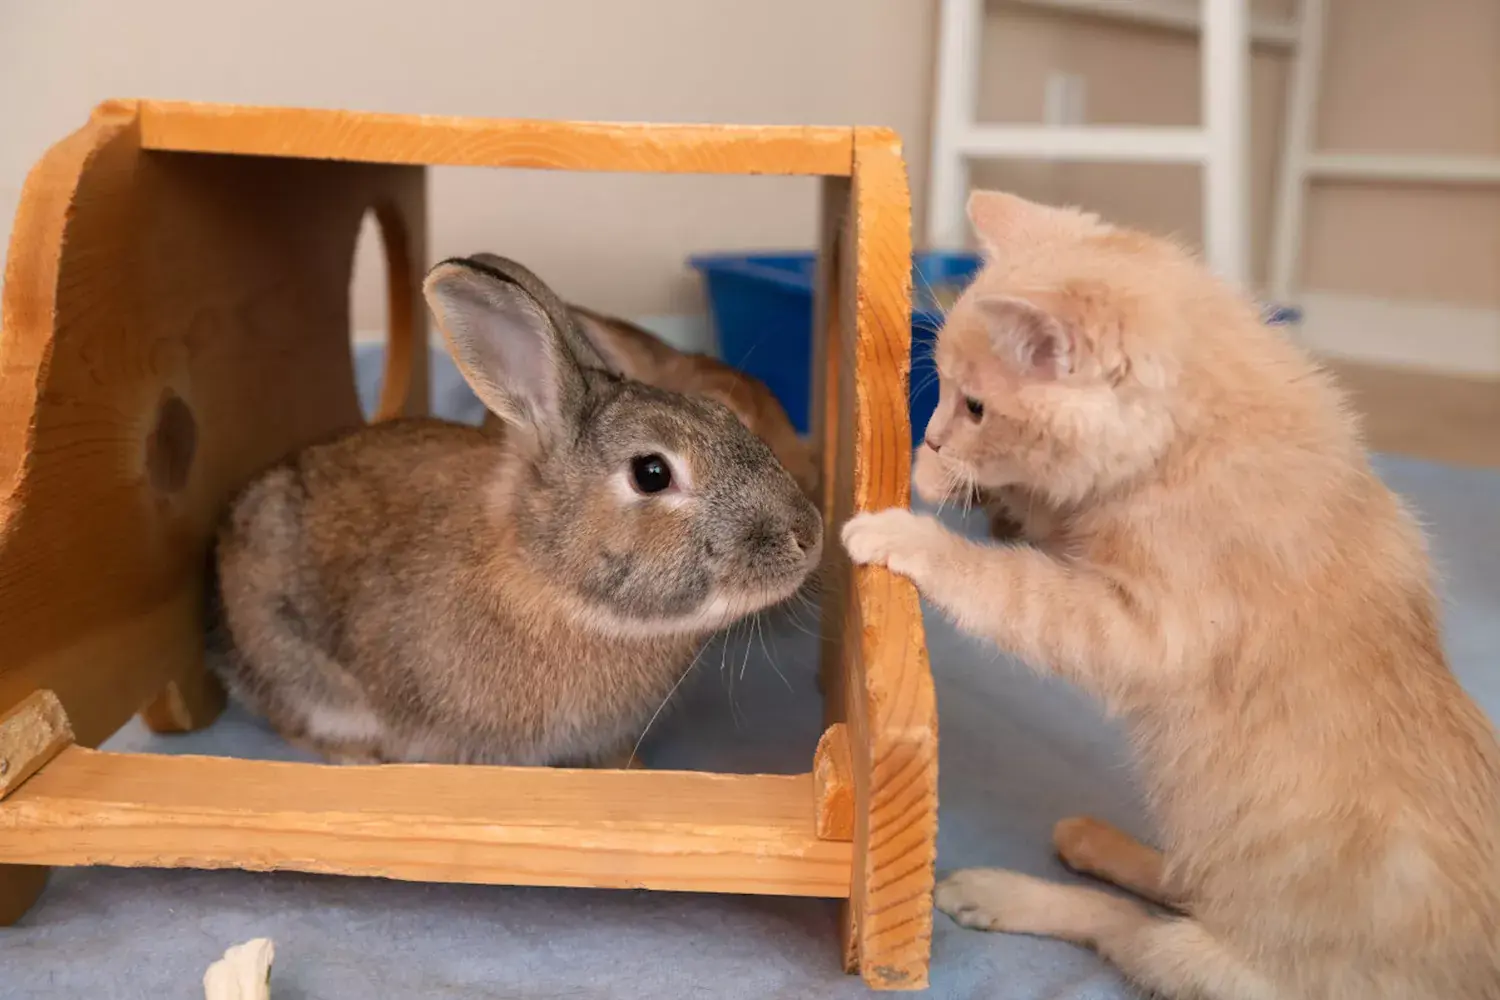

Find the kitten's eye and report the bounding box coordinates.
[964,396,985,420]
[630,454,673,494]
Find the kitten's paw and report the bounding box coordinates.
[934,869,1060,935]
[841,508,946,577]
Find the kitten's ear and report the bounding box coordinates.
[976,296,1074,380]
[423,256,589,447]
[966,191,1035,254]
[967,191,1102,255]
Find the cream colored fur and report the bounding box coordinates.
[843,192,1500,999]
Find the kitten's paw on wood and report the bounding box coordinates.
[841,508,948,577]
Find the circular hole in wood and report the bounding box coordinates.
[349,204,416,422]
[147,390,197,494]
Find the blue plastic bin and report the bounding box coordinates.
[689,250,1301,445]
[689,250,982,444]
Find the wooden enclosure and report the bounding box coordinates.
[0,101,936,989]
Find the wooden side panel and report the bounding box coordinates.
[812,175,853,716]
[0,100,429,749]
[813,723,855,841]
[371,199,430,421]
[832,130,937,990]
[138,101,855,177]
[0,748,852,898]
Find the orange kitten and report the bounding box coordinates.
[843,192,1500,999]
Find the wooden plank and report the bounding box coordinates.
[813,724,855,841]
[137,101,856,177]
[0,691,73,800]
[838,129,938,991]
[0,100,427,747]
[0,748,853,898]
[0,692,63,924]
[812,175,853,715]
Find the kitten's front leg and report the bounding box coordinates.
[844,509,1156,696]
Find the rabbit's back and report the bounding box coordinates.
[214,419,699,765]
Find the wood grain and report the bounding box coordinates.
[0,691,73,800]
[0,748,852,898]
[834,129,938,990]
[137,101,856,177]
[812,175,853,715]
[814,723,855,841]
[0,100,428,749]
[0,693,67,926]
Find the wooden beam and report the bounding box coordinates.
[813,724,855,841]
[0,748,853,898]
[0,692,70,927]
[0,101,427,747]
[0,691,74,800]
[838,129,938,990]
[136,101,856,177]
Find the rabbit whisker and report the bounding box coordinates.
[628,641,709,766]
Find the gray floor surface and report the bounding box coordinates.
[1,351,1494,999]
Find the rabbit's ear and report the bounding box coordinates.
[570,307,680,382]
[423,257,589,447]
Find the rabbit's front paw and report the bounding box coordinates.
[841,508,951,580]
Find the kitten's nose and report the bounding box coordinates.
[924,435,942,452]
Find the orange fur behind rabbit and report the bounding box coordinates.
[843,192,1500,999]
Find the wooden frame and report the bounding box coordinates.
[0,101,936,989]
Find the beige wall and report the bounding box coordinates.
[0,0,936,330]
[974,0,1500,309]
[2,0,1496,336]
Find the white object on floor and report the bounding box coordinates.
[928,0,1261,288]
[203,938,275,1000]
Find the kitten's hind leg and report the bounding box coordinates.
[1054,815,1180,908]
[935,869,1277,1000]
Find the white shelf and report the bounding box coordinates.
[929,0,1252,285]
[1304,153,1500,186]
[956,125,1210,163]
[1006,0,1298,48]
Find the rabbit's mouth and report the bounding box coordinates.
[564,556,819,642]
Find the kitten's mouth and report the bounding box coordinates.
[915,450,981,507]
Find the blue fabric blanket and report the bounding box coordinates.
[2,347,1495,999]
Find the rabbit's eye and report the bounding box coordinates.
[630,454,673,495]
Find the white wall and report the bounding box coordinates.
[4,0,1497,373]
[0,0,936,329]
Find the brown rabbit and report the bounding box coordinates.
[475,283,817,500]
[211,254,823,766]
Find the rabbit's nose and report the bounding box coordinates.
[791,518,822,559]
